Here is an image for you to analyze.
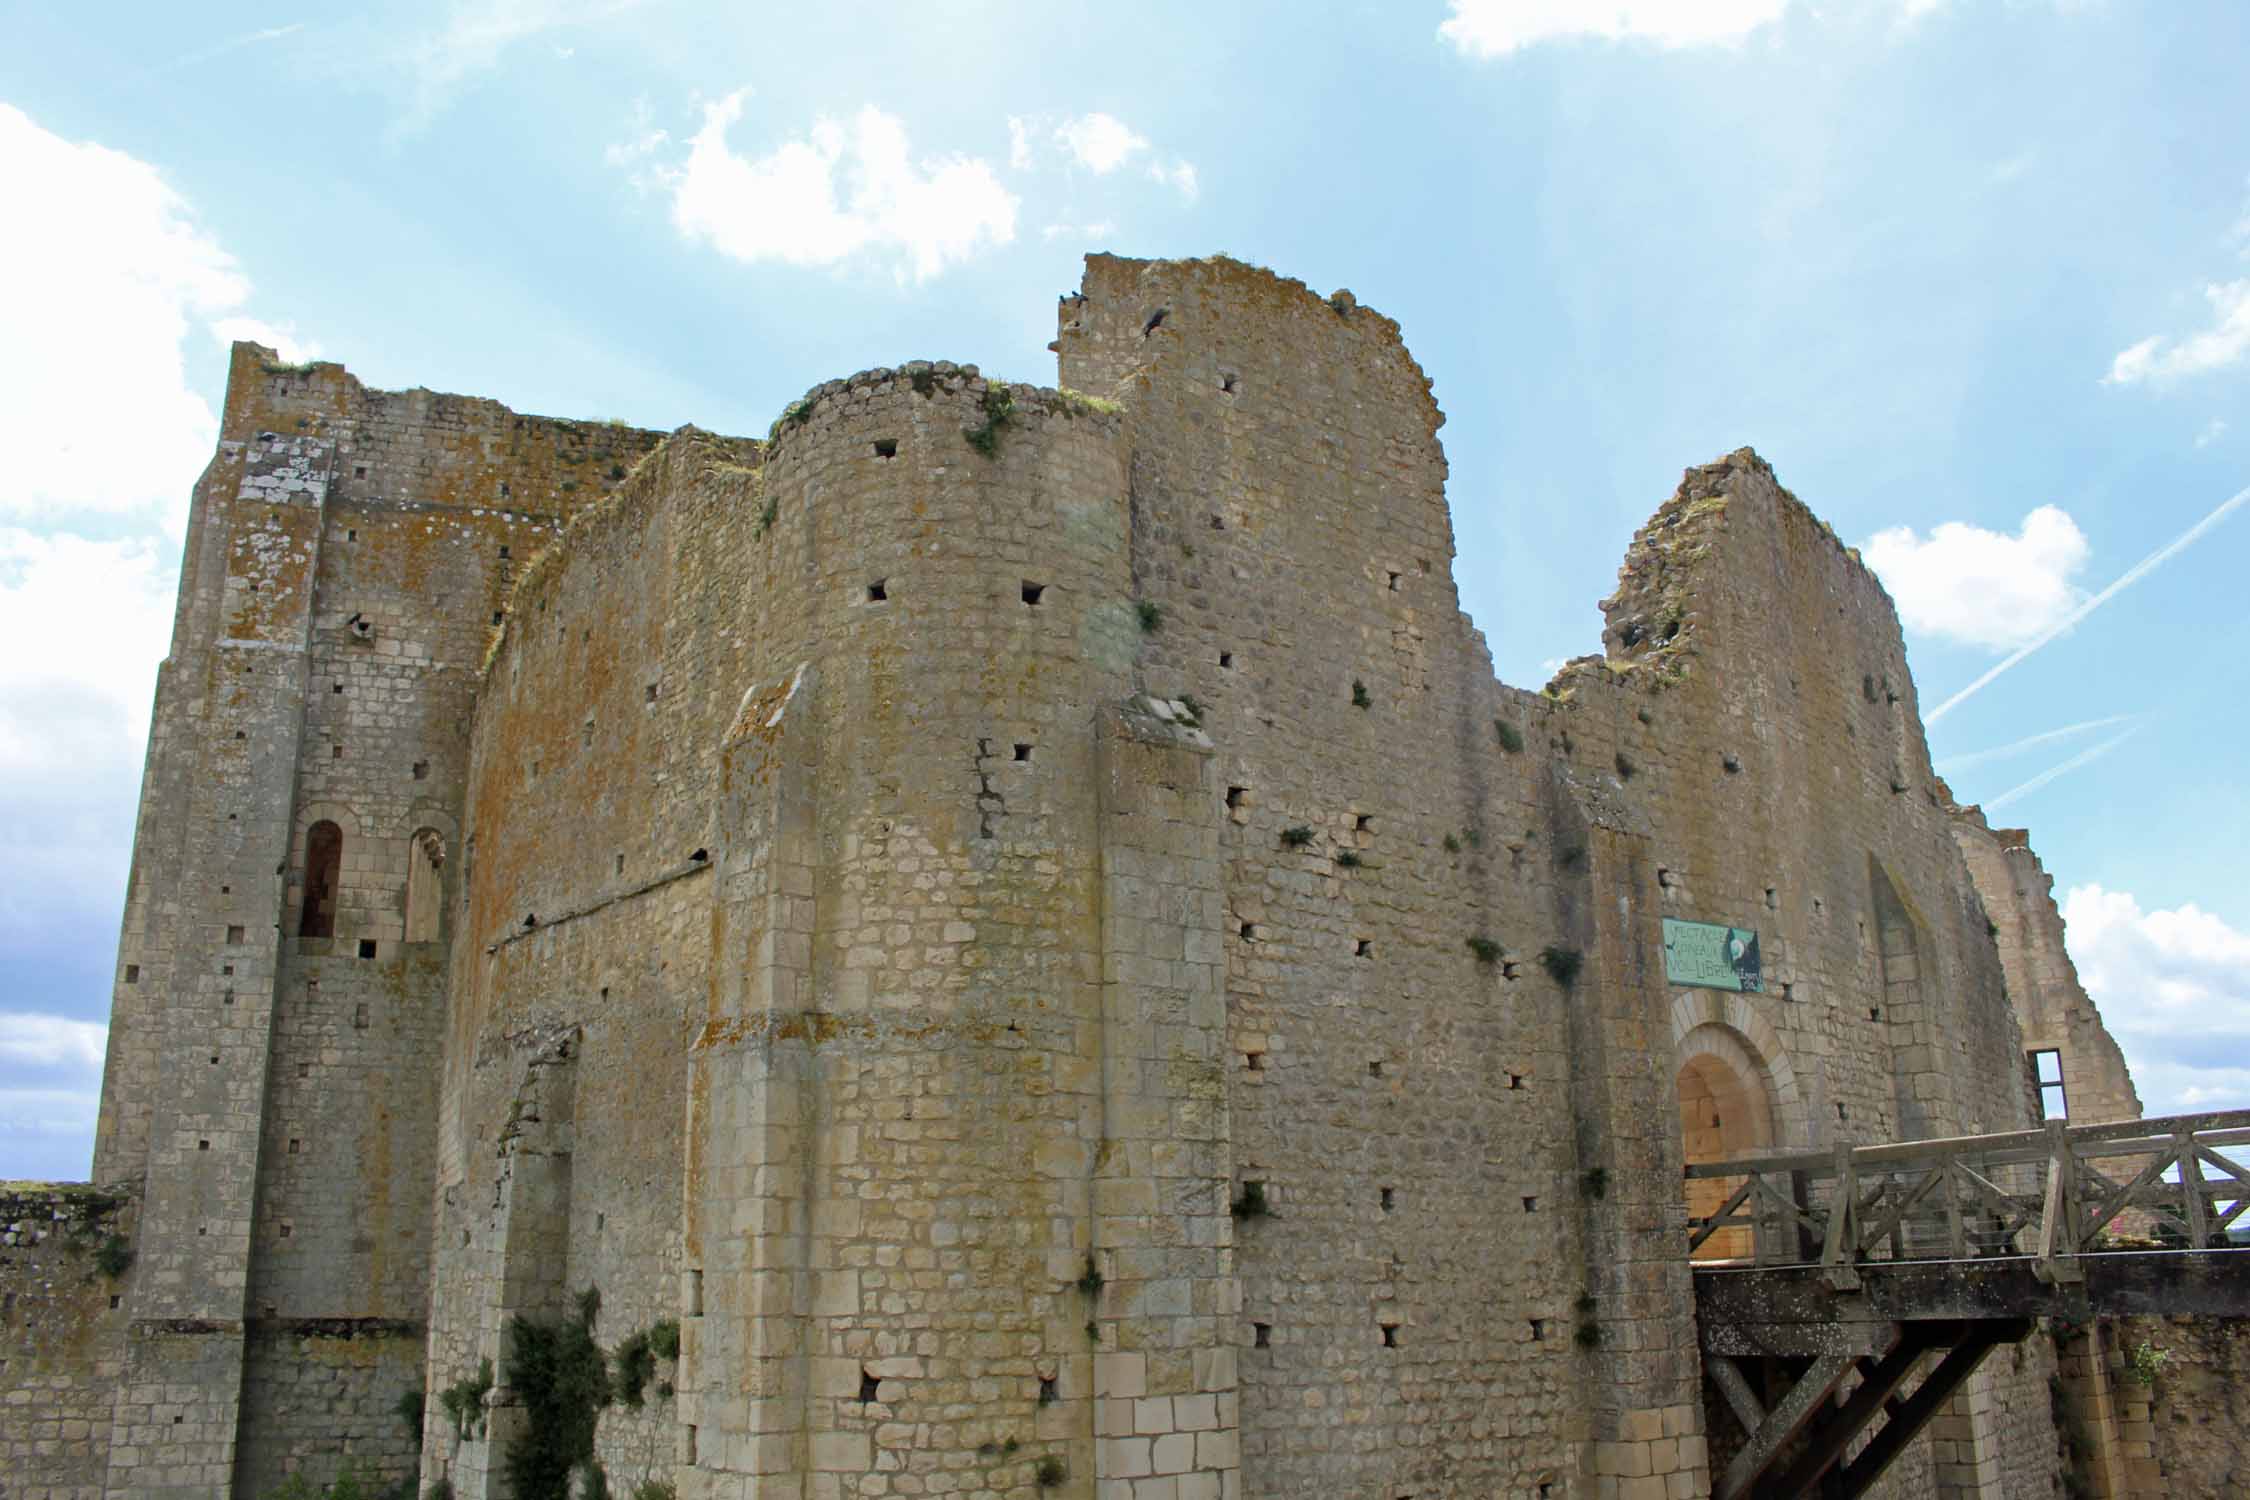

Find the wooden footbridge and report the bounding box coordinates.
[1683,1109,2250,1499]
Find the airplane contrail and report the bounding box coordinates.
[1984,726,2141,813]
[1934,713,2138,774]
[1926,482,2250,724]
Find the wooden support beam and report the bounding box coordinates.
[1827,1321,2032,1498]
[1707,1355,1766,1438]
[1761,1323,1953,1499]
[1715,1353,1855,1500]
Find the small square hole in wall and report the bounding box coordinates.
[1379,1321,1399,1348]
[1387,571,1401,592]
[354,1002,370,1028]
[865,579,888,602]
[332,682,344,694]
[492,612,504,626]
[499,545,511,559]
[332,745,343,759]
[412,761,429,781]
[1522,1196,1538,1213]
[222,964,233,976]
[1781,982,1796,1002]
[1530,1319,1549,1342]
[1869,1007,1882,1022]
[109,1294,120,1309]
[1354,939,1373,958]
[1039,1374,1058,1404]
[198,1139,210,1151]
[1243,1050,1265,1071]
[224,991,235,1006]
[1253,1322,1271,1348]
[280,1222,292,1239]
[1508,1073,1524,1090]
[1013,743,1032,763]
[226,925,245,944]
[1354,813,1373,834]
[354,466,367,479]
[873,438,898,459]
[298,1063,310,1078]
[1380,1187,1395,1213]
[124,965,139,983]
[1021,580,1045,605]
[235,731,247,741]
[1226,785,1247,809]
[1219,651,1233,669]
[209,1054,219,1065]
[346,529,357,542]
[220,885,230,895]
[358,940,377,960]
[1211,514,1226,531]
[288,1139,300,1155]
[1837,1103,1850,1122]
[1765,887,1778,911]
[616,853,626,876]
[1368,1060,1385,1079]
[858,1367,881,1403]
[646,682,659,703]
[1239,921,1257,942]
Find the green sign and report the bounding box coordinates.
[1662,918,1763,993]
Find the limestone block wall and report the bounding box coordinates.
[2103,1316,2250,1497]
[0,1185,134,1499]
[1949,811,2142,1129]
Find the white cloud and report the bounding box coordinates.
[2196,418,2227,448]
[1438,0,1791,57]
[396,0,649,135]
[1055,113,1149,174]
[1861,505,2089,651]
[0,104,303,523]
[2063,885,2250,1117]
[1148,159,1200,201]
[0,1014,107,1070]
[2105,280,2250,384]
[667,93,1017,283]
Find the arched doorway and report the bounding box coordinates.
[1676,1023,1778,1262]
[301,820,343,939]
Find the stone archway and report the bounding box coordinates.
[1676,1021,1781,1262]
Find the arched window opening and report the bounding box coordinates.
[1676,1026,1778,1264]
[301,820,343,939]
[405,828,446,944]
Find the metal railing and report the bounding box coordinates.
[1684,1109,2250,1283]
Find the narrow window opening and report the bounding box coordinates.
[1781,982,1796,1002]
[357,939,377,960]
[1220,372,1238,394]
[1226,785,1247,809]
[1210,514,1225,531]
[222,965,233,976]
[499,545,511,559]
[1354,813,1373,833]
[124,965,139,984]
[209,1054,219,1065]
[300,821,342,939]
[1013,743,1033,763]
[1379,1322,1399,1348]
[1837,1102,1849,1122]
[866,579,888,603]
[198,1140,210,1151]
[1253,1322,1271,1348]
[1368,1060,1385,1079]
[1219,650,1234,669]
[332,744,343,759]
[1038,1374,1058,1404]
[1765,887,1778,910]
[1243,1050,1265,1071]
[353,466,367,478]
[1530,1320,1548,1342]
[492,612,504,626]
[1508,1073,1524,1090]
[280,1222,293,1239]
[1522,1196,1538,1213]
[2031,1048,2067,1120]
[1869,1007,1882,1022]
[1354,939,1373,958]
[687,1269,705,1316]
[872,439,898,459]
[109,1295,120,1309]
[346,528,357,542]
[1387,571,1401,592]
[354,1002,371,1029]
[288,1140,300,1155]
[1380,1187,1395,1213]
[616,853,626,876]
[412,761,429,781]
[224,991,235,1005]
[859,1367,881,1403]
[332,682,344,694]
[1021,580,1045,605]
[1239,921,1256,942]
[227,924,246,944]
[646,682,659,703]
[1657,867,1676,890]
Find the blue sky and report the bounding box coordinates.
[0,0,2244,1179]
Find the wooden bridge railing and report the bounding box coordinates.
[1684,1108,2250,1284]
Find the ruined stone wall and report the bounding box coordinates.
[1949,810,2142,1129]
[2103,1315,2250,1498]
[0,1185,133,1499]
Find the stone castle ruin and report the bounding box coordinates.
[1,254,2229,1499]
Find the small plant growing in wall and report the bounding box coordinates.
[964,380,1017,457]
[1581,1166,1609,1200]
[1281,825,1316,848]
[1443,832,1461,853]
[1175,694,1205,727]
[438,1358,494,1439]
[1136,599,1163,633]
[501,1288,613,1500]
[1231,1180,1272,1219]
[1351,679,1372,709]
[1335,849,1361,869]
[647,1319,680,1360]
[1494,719,1524,753]
[1035,1456,1067,1488]
[1538,946,1583,987]
[93,1233,134,1278]
[1074,1256,1106,1298]
[2125,1341,2169,1386]
[1464,936,1502,966]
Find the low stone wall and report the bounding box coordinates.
[0,1182,135,1499]
[2109,1314,2250,1498]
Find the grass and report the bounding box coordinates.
[93,1234,134,1278]
[1494,719,1523,753]
[1335,850,1361,869]
[964,380,1016,457]
[1465,936,1502,965]
[1281,825,1316,848]
[438,1358,493,1439]
[1136,599,1162,632]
